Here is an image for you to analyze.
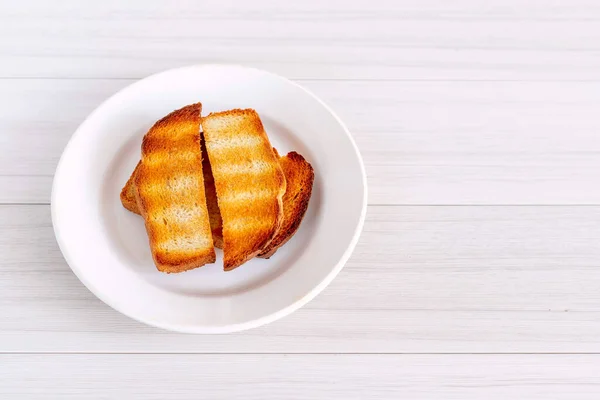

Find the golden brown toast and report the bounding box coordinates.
[201,136,224,248]
[120,136,224,248]
[258,151,314,258]
[202,109,285,271]
[134,103,216,273]
[120,161,141,214]
[119,149,312,257]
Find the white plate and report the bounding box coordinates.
[52,64,367,333]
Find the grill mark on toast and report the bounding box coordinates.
[142,121,199,141]
[145,150,197,165]
[218,188,276,203]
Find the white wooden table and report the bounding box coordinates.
[2,1,600,398]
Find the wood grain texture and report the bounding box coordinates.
[3,205,600,353]
[2,354,600,399]
[3,0,600,81]
[4,79,600,204]
[2,0,600,396]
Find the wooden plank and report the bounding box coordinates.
[3,205,600,353]
[1,354,600,399]
[4,79,600,204]
[5,1,600,396]
[3,1,600,80]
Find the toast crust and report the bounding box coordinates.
[120,161,141,213]
[258,151,314,258]
[134,103,216,273]
[202,109,285,270]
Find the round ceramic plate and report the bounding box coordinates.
[52,65,367,333]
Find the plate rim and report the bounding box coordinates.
[51,63,368,333]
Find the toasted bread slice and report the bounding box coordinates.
[120,136,224,248]
[201,135,224,248]
[120,161,141,214]
[258,151,314,258]
[134,103,215,273]
[202,109,285,271]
